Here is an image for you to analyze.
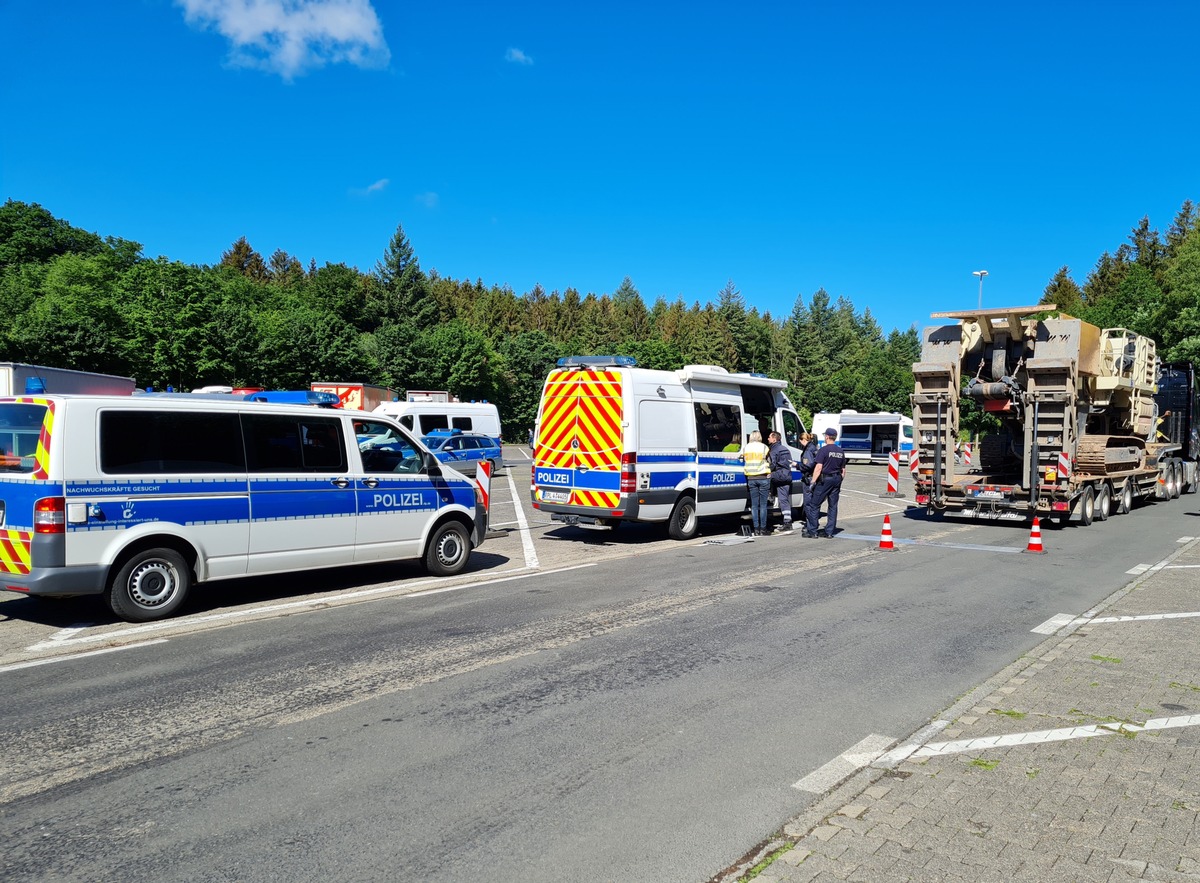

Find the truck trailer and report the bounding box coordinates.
[910,305,1196,526]
[310,382,400,411]
[0,363,135,396]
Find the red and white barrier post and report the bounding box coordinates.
[908,449,920,478]
[882,450,903,497]
[476,460,492,531]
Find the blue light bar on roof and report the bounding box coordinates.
[556,355,637,368]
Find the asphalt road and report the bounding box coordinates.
[2,454,1197,882]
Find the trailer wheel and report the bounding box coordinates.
[1115,479,1133,515]
[1169,462,1182,499]
[667,495,698,540]
[1077,485,1095,526]
[1094,483,1111,522]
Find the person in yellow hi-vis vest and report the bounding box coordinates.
[741,430,772,536]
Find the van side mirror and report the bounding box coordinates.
[423,452,443,475]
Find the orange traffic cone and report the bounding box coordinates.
[876,514,895,550]
[1023,517,1047,554]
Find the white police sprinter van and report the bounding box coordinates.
[0,395,486,621]
[531,356,808,539]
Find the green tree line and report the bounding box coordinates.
[1,198,1196,440]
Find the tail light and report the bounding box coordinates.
[619,452,637,493]
[34,497,65,534]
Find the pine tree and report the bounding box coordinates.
[1041,266,1084,315]
[219,237,269,282]
[372,223,438,328]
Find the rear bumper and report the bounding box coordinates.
[0,564,110,597]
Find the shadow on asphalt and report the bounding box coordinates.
[0,549,520,627]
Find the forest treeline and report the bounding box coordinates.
[0,198,1197,439]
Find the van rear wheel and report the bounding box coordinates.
[667,496,698,540]
[106,548,191,622]
[425,521,471,576]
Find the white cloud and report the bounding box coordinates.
[177,0,390,80]
[415,191,439,209]
[505,47,533,66]
[348,178,388,197]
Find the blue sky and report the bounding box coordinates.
[3,1,1198,336]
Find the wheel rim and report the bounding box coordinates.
[127,560,181,609]
[678,502,697,534]
[1082,493,1094,522]
[1097,487,1111,519]
[1121,482,1133,512]
[435,530,465,568]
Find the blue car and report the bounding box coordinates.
[420,429,502,478]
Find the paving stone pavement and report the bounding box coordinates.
[720,537,1200,883]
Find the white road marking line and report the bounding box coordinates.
[47,623,96,642]
[1031,613,1076,635]
[22,563,593,654]
[793,733,894,792]
[832,533,1021,554]
[405,563,595,597]
[0,639,169,674]
[874,720,950,767]
[1163,564,1200,568]
[1178,536,1196,542]
[910,713,1200,758]
[1127,563,1151,575]
[505,466,540,569]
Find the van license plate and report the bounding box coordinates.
[541,491,570,504]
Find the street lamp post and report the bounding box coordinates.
[973,270,988,310]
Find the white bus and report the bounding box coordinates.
[810,410,913,464]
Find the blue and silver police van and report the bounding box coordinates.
[0,395,486,621]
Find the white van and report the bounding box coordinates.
[531,356,808,539]
[0,395,485,621]
[810,410,914,463]
[374,401,502,442]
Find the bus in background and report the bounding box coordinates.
[810,410,913,464]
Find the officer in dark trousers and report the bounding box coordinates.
[804,426,847,537]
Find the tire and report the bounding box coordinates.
[106,548,192,622]
[424,521,472,576]
[667,495,699,540]
[1170,462,1182,499]
[1094,483,1111,522]
[1116,479,1133,515]
[488,459,501,477]
[1077,484,1095,526]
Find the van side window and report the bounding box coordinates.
[399,415,414,430]
[451,416,472,431]
[356,419,423,473]
[424,414,449,431]
[694,402,742,453]
[101,411,246,474]
[243,414,346,473]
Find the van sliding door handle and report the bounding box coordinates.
[335,477,354,488]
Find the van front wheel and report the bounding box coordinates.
[106,548,191,622]
[425,521,471,576]
[667,496,699,540]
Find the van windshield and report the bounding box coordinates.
[0,403,48,473]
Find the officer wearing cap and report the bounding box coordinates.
[804,426,847,538]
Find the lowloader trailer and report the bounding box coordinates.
[910,305,1197,526]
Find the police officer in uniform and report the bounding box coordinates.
[805,426,847,538]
